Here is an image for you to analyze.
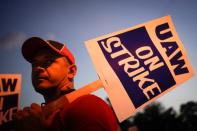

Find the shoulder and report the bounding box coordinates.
[70,94,109,109]
[67,94,113,119]
[62,95,118,131]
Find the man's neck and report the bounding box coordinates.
[43,89,62,103]
[43,87,75,104]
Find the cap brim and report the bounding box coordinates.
[22,37,53,63]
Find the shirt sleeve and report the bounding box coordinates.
[61,95,118,131]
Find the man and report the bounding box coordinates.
[13,37,118,131]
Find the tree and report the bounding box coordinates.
[179,101,197,131]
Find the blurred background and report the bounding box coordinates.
[0,0,197,129]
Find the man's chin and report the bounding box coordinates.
[34,86,57,95]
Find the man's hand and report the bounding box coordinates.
[12,103,59,131]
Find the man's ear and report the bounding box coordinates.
[68,64,77,79]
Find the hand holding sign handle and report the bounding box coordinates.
[42,79,103,118]
[11,80,103,130]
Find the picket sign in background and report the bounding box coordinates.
[0,74,21,130]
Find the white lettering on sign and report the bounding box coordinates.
[101,37,164,99]
[0,97,3,111]
[136,46,164,71]
[0,107,17,124]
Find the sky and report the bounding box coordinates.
[0,0,197,114]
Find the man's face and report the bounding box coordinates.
[31,49,72,93]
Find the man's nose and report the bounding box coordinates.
[32,66,45,72]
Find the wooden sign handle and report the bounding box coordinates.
[42,79,103,117]
[67,79,103,102]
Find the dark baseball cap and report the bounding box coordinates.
[22,37,75,64]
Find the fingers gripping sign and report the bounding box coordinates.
[12,103,60,131]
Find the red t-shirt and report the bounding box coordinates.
[49,95,118,131]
